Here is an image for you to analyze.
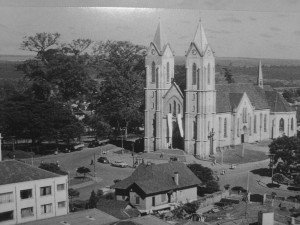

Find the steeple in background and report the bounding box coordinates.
[191,19,208,54]
[258,60,264,88]
[152,21,167,55]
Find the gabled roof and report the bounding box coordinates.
[229,93,244,110]
[163,81,184,99]
[113,162,201,195]
[265,90,294,112]
[216,83,270,113]
[96,199,140,220]
[0,160,62,185]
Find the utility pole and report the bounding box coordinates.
[94,153,96,178]
[221,150,223,165]
[246,171,250,192]
[242,143,245,158]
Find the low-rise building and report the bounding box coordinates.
[113,162,201,214]
[0,160,68,225]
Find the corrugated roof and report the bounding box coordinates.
[113,162,201,195]
[0,160,62,185]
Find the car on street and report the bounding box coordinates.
[97,156,109,164]
[111,161,128,168]
[170,156,178,161]
[230,164,236,169]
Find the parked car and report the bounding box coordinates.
[170,156,178,162]
[98,156,109,164]
[111,161,128,168]
[230,164,236,169]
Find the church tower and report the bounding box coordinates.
[144,22,175,152]
[184,20,216,157]
[257,60,263,88]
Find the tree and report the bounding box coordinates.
[273,173,285,185]
[294,175,300,186]
[76,166,91,177]
[88,190,98,208]
[224,184,231,190]
[68,188,80,205]
[269,135,299,165]
[205,180,220,194]
[62,38,92,56]
[39,162,68,175]
[223,67,234,83]
[282,90,294,103]
[187,164,215,184]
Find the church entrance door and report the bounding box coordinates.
[172,121,184,149]
[241,134,244,143]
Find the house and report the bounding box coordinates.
[96,199,140,220]
[0,160,68,225]
[113,162,201,213]
[21,208,119,225]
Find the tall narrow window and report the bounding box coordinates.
[173,100,176,116]
[237,119,240,136]
[166,62,170,82]
[249,117,252,135]
[169,103,172,113]
[193,121,197,140]
[254,115,257,133]
[178,104,180,114]
[219,117,222,135]
[260,113,263,128]
[264,114,267,132]
[279,118,284,132]
[207,63,211,84]
[224,118,227,138]
[151,61,156,83]
[291,118,294,131]
[192,63,197,85]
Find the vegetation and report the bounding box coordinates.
[68,188,80,204]
[223,66,234,83]
[88,190,98,208]
[76,166,91,177]
[39,162,68,175]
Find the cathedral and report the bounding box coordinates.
[144,21,297,158]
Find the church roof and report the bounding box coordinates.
[151,21,172,56]
[163,81,184,99]
[216,83,294,114]
[192,20,208,54]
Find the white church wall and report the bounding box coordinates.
[216,113,232,149]
[270,112,297,139]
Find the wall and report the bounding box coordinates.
[0,176,68,225]
[270,112,297,139]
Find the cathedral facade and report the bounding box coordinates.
[144,21,297,158]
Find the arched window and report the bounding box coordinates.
[264,114,267,132]
[242,108,247,123]
[219,117,222,135]
[237,119,240,136]
[166,62,170,82]
[151,61,156,83]
[192,63,197,85]
[207,63,210,84]
[169,103,172,113]
[279,118,284,132]
[178,104,180,114]
[224,118,227,138]
[173,100,176,116]
[193,121,197,140]
[254,115,257,133]
[291,118,294,131]
[260,113,263,128]
[249,117,252,135]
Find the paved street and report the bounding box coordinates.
[24,142,298,200]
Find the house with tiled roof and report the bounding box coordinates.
[0,158,68,224]
[113,162,201,214]
[144,20,297,157]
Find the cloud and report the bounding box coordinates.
[277,14,288,18]
[207,28,231,34]
[249,16,256,21]
[294,30,300,36]
[260,33,272,38]
[270,27,281,32]
[179,35,189,40]
[218,17,241,23]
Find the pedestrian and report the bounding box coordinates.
[160,153,163,158]
[90,159,94,165]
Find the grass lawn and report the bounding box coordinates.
[214,145,268,164]
[69,176,93,186]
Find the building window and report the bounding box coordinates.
[192,63,197,85]
[178,104,180,114]
[169,103,172,113]
[219,117,222,135]
[173,100,176,116]
[20,189,32,200]
[41,203,52,214]
[291,118,294,131]
[0,211,13,222]
[152,196,155,206]
[40,186,51,196]
[151,61,156,83]
[21,207,34,218]
[167,62,170,82]
[193,121,197,140]
[249,117,252,135]
[208,63,210,84]
[279,118,284,132]
[135,197,140,205]
[264,115,267,132]
[260,113,263,128]
[0,192,13,204]
[242,108,247,123]
[254,115,257,133]
[58,201,66,208]
[192,93,196,101]
[237,119,240,136]
[57,184,65,191]
[224,118,227,138]
[161,194,166,202]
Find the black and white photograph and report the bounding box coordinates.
[0,0,300,224]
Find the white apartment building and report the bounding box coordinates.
[0,160,68,225]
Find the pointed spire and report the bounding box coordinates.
[258,60,263,88]
[152,20,167,54]
[192,19,208,53]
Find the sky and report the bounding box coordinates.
[0,0,300,59]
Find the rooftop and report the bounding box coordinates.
[113,162,201,195]
[22,209,118,225]
[112,215,171,225]
[0,160,62,185]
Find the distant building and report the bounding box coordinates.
[0,160,68,225]
[113,162,201,214]
[144,21,297,158]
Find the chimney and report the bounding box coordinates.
[0,133,2,161]
[174,172,179,185]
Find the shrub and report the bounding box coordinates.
[231,186,247,193]
[294,175,300,185]
[39,162,68,175]
[224,184,230,190]
[76,166,91,177]
[266,183,280,188]
[273,173,285,184]
[183,202,199,214]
